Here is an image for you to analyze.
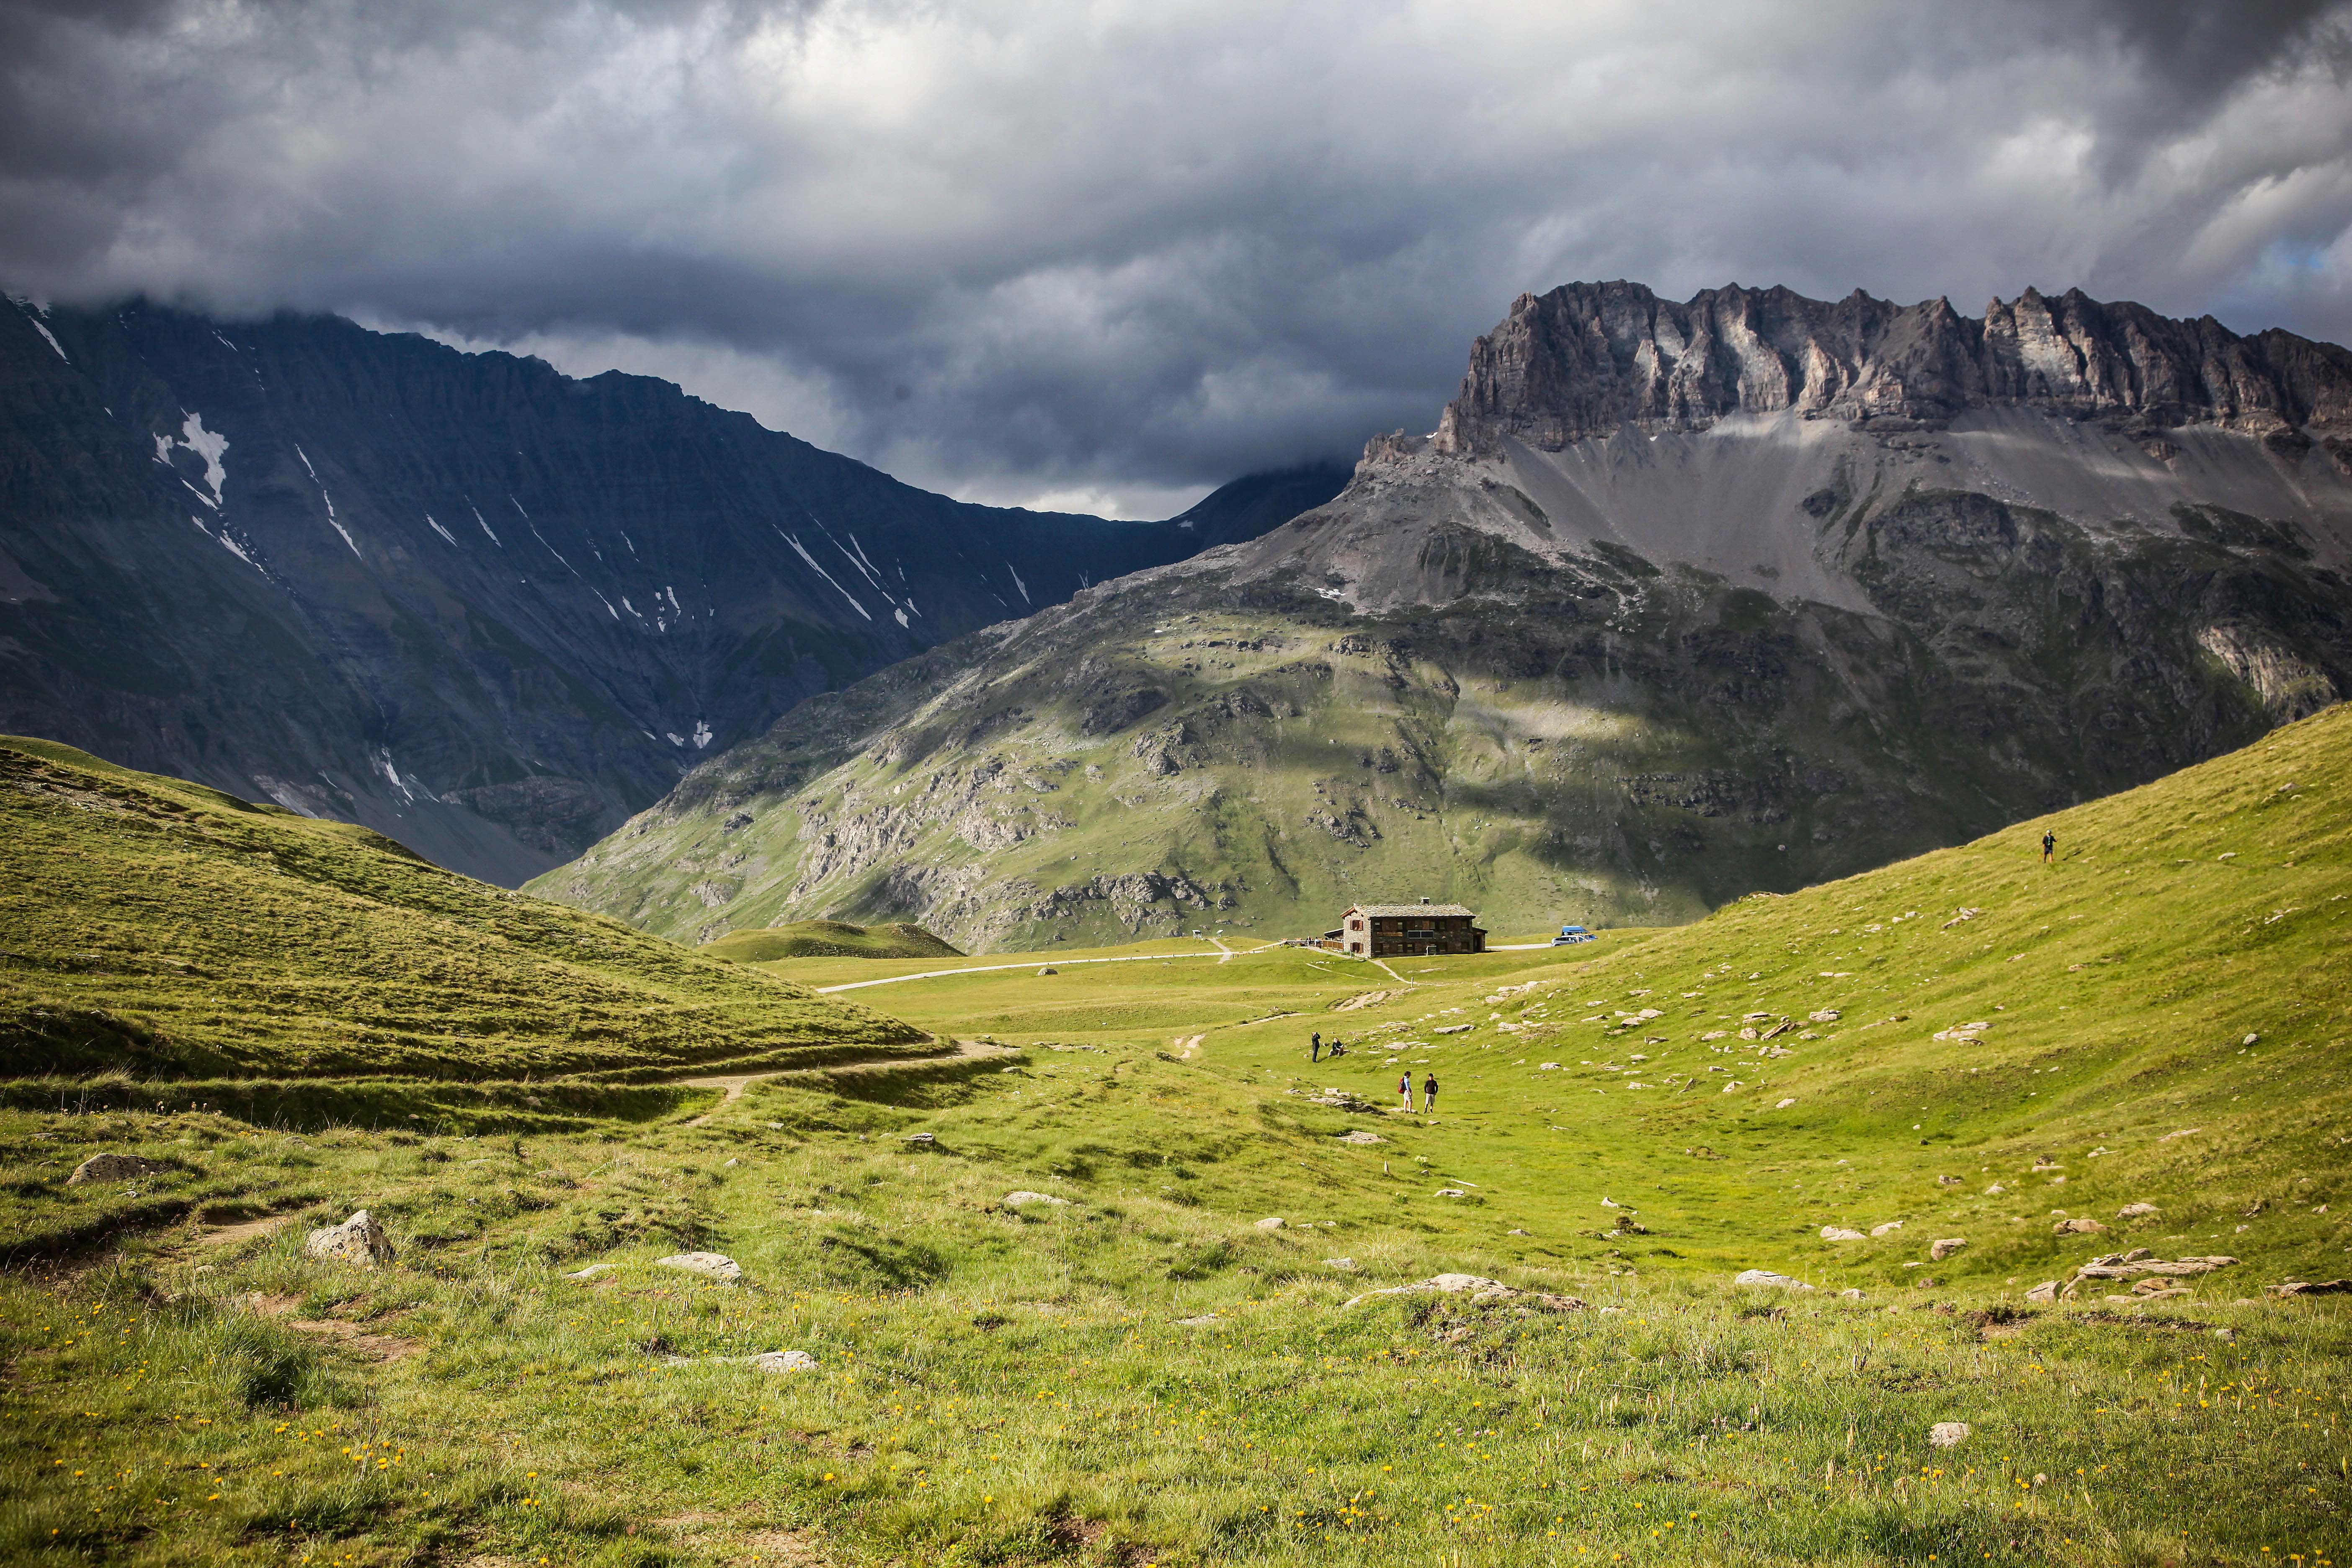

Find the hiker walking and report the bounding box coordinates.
[2042,830,2056,865]
[1422,1073,1439,1113]
[1311,1031,1322,1063]
[1398,1070,1414,1109]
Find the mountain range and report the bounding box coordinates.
[0,299,1335,883]
[534,281,2352,949]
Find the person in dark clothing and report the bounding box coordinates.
[2042,831,2056,864]
[1422,1073,1438,1112]
[1311,1032,1322,1062]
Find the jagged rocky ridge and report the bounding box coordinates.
[0,299,1330,883]
[538,282,2352,950]
[1436,281,2352,455]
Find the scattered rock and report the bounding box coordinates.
[2242,1033,2259,1047]
[904,1132,937,1146]
[1333,988,1400,1012]
[1336,1130,1385,1145]
[304,1210,395,1268]
[1837,1288,1865,1300]
[2053,1217,2107,1235]
[1734,1269,1813,1291]
[1776,1098,1798,1109]
[1324,1257,1358,1271]
[2024,1281,2059,1303]
[1175,1314,1222,1326]
[1930,1238,1969,1261]
[566,1263,617,1280]
[752,1350,818,1373]
[1870,1221,1904,1238]
[2212,1327,2237,1341]
[1928,1421,1970,1449]
[1344,1272,1580,1310]
[1434,1024,1474,1035]
[656,1252,743,1283]
[2270,1279,2352,1298]
[1036,967,1057,976]
[1254,1217,1286,1230]
[2072,1253,2235,1281]
[1984,1182,2005,1195]
[66,1153,167,1186]
[1808,1009,1841,1024]
[2157,1128,2202,1142]
[1003,1191,1069,1209]
[1820,1226,1866,1242]
[722,1157,740,1167]
[1507,1228,1532,1236]
[1937,1176,1962,1187]
[1434,1187,1468,1198]
[2117,1202,2159,1218]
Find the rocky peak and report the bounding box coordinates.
[1431,280,2352,456]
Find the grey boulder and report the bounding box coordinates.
[305,1210,395,1267]
[67,1153,166,1186]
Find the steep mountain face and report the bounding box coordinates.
[1436,281,2352,455]
[0,299,1283,884]
[537,282,2352,951]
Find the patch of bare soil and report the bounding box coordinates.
[197,1215,290,1246]
[240,1290,419,1360]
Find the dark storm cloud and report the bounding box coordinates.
[5,0,2351,514]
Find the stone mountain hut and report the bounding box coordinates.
[1326,898,1487,957]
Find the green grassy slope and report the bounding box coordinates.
[0,739,930,1080]
[1,711,2347,1568]
[701,920,964,962]
[732,670,2349,1290]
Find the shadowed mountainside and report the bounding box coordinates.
[0,299,1314,882]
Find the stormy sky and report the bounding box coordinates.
[5,1,2350,516]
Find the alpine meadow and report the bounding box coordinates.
[3,678,2349,1568]
[8,5,2352,1565]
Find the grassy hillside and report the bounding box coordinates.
[1,709,2347,1567]
[702,920,964,962]
[0,738,931,1080]
[535,459,2344,954]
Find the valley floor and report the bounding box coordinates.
[5,707,2352,1566]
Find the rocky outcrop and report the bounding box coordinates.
[1434,282,2352,456]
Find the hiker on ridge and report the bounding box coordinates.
[1311,1031,1322,1062]
[1399,1070,1414,1109]
[1423,1073,1439,1113]
[2042,831,2056,864]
